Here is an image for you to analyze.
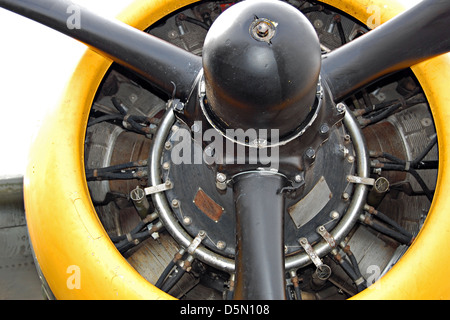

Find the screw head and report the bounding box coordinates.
[204,146,215,157]
[183,216,192,225]
[173,101,184,111]
[191,123,201,133]
[216,241,226,250]
[256,22,270,37]
[330,211,340,219]
[320,123,330,134]
[216,172,227,183]
[336,102,346,114]
[305,147,316,159]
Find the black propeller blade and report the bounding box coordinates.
[321,0,450,102]
[0,0,202,101]
[233,172,287,300]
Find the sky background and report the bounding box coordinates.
[0,0,132,178]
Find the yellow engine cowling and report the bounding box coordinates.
[24,0,450,299]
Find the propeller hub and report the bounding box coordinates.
[202,0,321,138]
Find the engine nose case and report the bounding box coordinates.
[202,0,321,138]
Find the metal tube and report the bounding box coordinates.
[130,186,150,219]
[367,176,389,207]
[149,109,235,273]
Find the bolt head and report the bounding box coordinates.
[336,102,346,114]
[330,211,340,219]
[216,241,226,250]
[173,101,184,111]
[183,216,192,225]
[216,172,227,183]
[320,123,330,134]
[256,22,270,36]
[305,147,316,159]
[204,146,215,157]
[250,18,277,42]
[191,123,201,133]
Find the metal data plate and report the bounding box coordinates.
[288,176,332,229]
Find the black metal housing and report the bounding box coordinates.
[202,0,321,138]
